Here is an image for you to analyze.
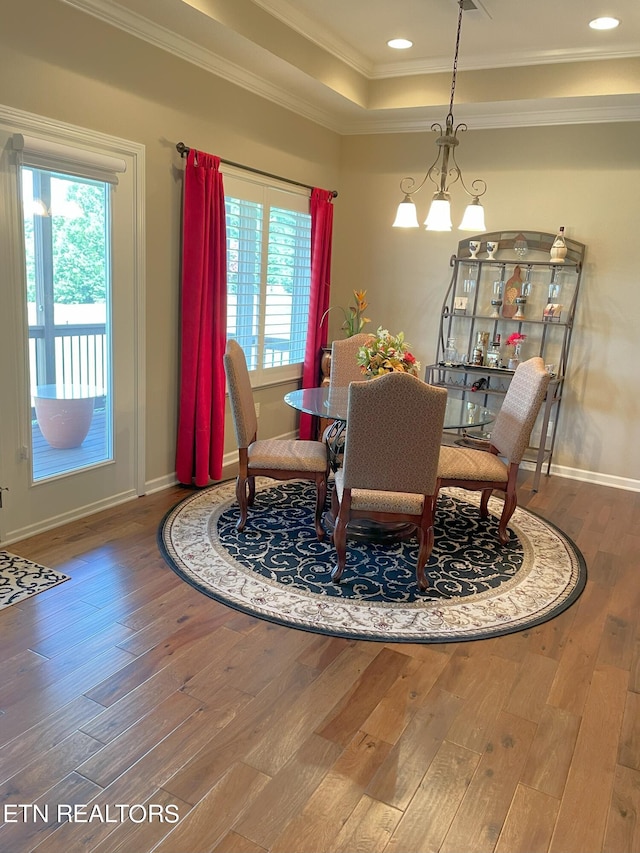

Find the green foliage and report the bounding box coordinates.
[51,182,107,304]
[23,172,107,305]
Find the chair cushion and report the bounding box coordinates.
[248,439,328,472]
[334,468,423,515]
[438,445,508,482]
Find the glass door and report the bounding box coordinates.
[22,166,113,481]
[0,116,144,544]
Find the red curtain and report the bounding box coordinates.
[175,149,227,485]
[299,188,334,440]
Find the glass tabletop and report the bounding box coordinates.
[284,386,495,430]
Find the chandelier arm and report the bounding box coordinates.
[398,123,444,197]
[447,124,487,200]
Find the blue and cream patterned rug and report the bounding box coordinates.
[158,479,586,643]
[0,550,70,609]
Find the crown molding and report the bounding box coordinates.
[59,0,640,136]
[342,97,640,135]
[58,0,345,132]
[373,45,640,78]
[251,0,373,77]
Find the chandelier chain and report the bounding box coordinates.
[448,0,464,122]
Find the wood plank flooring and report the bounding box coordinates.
[1,472,639,852]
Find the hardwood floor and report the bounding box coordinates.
[1,473,639,852]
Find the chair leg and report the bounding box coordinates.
[235,475,249,531]
[314,476,327,541]
[497,467,520,544]
[331,494,350,583]
[480,488,492,519]
[247,476,256,507]
[498,492,517,544]
[416,500,435,591]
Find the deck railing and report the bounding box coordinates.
[29,323,107,396]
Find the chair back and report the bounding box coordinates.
[330,333,372,387]
[223,339,257,449]
[342,372,447,495]
[490,357,551,464]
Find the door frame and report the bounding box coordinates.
[0,104,146,544]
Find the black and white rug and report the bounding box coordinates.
[0,550,70,609]
[158,479,586,643]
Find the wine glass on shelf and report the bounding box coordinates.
[514,297,527,319]
[514,234,529,258]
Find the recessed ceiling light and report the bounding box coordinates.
[589,16,620,30]
[387,38,413,50]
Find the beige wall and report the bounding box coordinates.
[333,125,640,483]
[1,0,637,489]
[0,0,340,484]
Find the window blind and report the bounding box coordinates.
[13,134,127,184]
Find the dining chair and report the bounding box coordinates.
[223,339,330,540]
[332,372,447,591]
[437,356,551,544]
[329,332,372,386]
[323,332,373,466]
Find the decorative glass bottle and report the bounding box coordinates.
[550,226,567,264]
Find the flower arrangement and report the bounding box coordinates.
[506,332,527,347]
[322,289,370,337]
[357,327,420,378]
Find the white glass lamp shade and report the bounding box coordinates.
[392,195,419,228]
[459,198,486,232]
[424,194,452,231]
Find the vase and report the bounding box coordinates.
[320,347,332,386]
[507,342,522,371]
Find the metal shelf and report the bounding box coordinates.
[427,229,586,491]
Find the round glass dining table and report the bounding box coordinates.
[284,385,495,431]
[285,384,495,541]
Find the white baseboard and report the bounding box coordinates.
[521,460,640,492]
[3,488,140,546]
[144,472,179,494]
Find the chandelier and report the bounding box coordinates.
[392,0,487,232]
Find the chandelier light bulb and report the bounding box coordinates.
[392,195,420,228]
[425,195,453,232]
[459,198,486,232]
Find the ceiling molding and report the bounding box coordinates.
[373,45,640,78]
[343,97,640,135]
[58,0,345,131]
[59,0,640,136]
[251,0,374,77]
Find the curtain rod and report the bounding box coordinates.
[176,142,337,198]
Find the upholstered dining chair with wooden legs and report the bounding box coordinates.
[223,339,330,540]
[437,356,551,544]
[332,372,447,591]
[323,332,373,466]
[329,332,373,387]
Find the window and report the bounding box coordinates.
[224,173,311,384]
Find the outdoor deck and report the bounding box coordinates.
[31,407,110,480]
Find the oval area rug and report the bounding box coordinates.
[158,479,586,643]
